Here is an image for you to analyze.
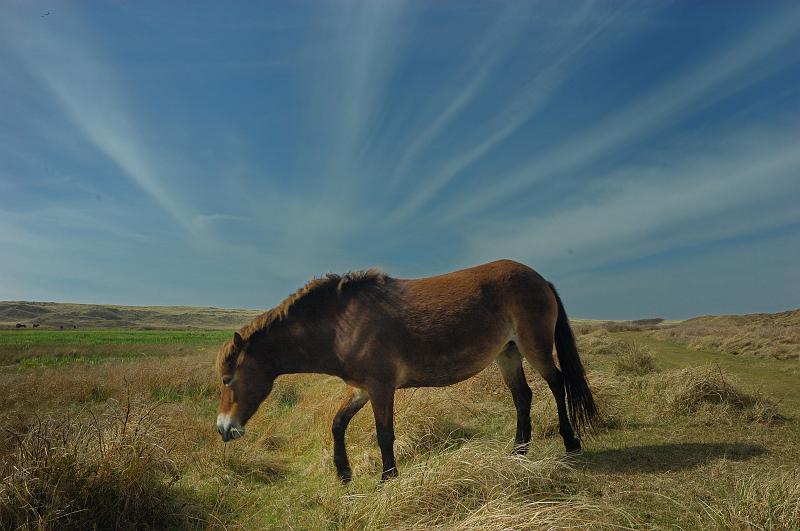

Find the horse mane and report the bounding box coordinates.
[217,268,386,372]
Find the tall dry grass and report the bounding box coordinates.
[647,365,784,425]
[701,470,800,530]
[0,395,189,529]
[576,330,626,357]
[612,342,659,376]
[324,440,634,530]
[1,324,797,529]
[0,354,215,421]
[651,309,800,360]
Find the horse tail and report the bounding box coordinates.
[548,282,598,434]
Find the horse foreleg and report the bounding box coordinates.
[368,385,397,480]
[332,387,369,483]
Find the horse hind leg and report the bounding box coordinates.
[332,387,369,483]
[515,325,581,453]
[496,343,533,454]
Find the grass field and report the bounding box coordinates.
[0,329,230,367]
[1,322,798,529]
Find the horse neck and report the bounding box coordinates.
[257,318,342,377]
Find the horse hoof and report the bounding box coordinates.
[337,468,353,484]
[512,443,530,455]
[380,468,399,482]
[565,439,582,454]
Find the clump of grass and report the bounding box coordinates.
[701,470,800,529]
[326,440,633,530]
[577,330,626,356]
[0,396,191,529]
[273,381,302,409]
[390,387,492,460]
[613,342,659,376]
[656,365,783,424]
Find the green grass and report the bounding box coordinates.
[16,353,134,368]
[0,329,231,346]
[615,332,800,405]
[0,329,231,367]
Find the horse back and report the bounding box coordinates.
[335,260,556,388]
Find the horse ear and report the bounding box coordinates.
[233,332,244,350]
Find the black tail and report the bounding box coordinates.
[548,282,598,435]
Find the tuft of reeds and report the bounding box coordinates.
[0,394,189,530]
[577,331,627,357]
[653,365,784,425]
[612,342,659,376]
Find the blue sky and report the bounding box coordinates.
[1,1,798,319]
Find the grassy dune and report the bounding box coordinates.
[1,321,799,529]
[648,309,800,360]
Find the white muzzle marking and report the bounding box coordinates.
[216,413,245,442]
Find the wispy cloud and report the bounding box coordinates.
[463,122,800,274]
[0,10,198,232]
[1,3,798,316]
[321,1,409,192]
[386,1,645,224]
[381,3,535,190]
[442,3,800,222]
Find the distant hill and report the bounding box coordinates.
[0,301,264,330]
[4,301,798,360]
[650,309,800,360]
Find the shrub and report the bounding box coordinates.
[631,318,664,326]
[598,322,647,333]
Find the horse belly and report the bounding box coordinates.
[396,337,508,388]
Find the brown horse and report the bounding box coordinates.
[216,260,597,481]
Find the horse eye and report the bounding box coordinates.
[222,375,233,387]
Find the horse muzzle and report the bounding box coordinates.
[216,413,245,442]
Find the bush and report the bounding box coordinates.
[631,318,664,326]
